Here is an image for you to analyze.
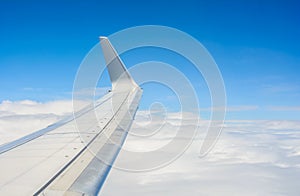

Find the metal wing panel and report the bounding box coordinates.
[0,92,114,195]
[43,88,142,195]
[0,37,142,195]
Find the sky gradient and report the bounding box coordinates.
[1,0,300,119]
[1,1,300,195]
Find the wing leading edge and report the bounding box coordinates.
[0,37,142,195]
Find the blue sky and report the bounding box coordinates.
[0,0,300,120]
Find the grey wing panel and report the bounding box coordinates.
[0,93,115,195]
[69,90,142,194]
[0,93,112,155]
[42,88,142,195]
[0,36,142,195]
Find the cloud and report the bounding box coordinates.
[0,100,299,195]
[0,99,76,116]
[0,100,73,145]
[266,106,300,111]
[201,105,259,112]
[261,83,299,94]
[101,116,300,196]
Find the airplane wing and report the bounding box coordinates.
[0,37,142,195]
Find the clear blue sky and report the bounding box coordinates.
[0,0,299,120]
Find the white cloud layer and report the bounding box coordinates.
[0,100,73,144]
[0,100,300,195]
[101,116,300,196]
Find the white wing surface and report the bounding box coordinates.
[0,37,142,195]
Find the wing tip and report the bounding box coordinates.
[99,36,108,41]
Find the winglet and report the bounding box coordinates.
[99,36,138,91]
